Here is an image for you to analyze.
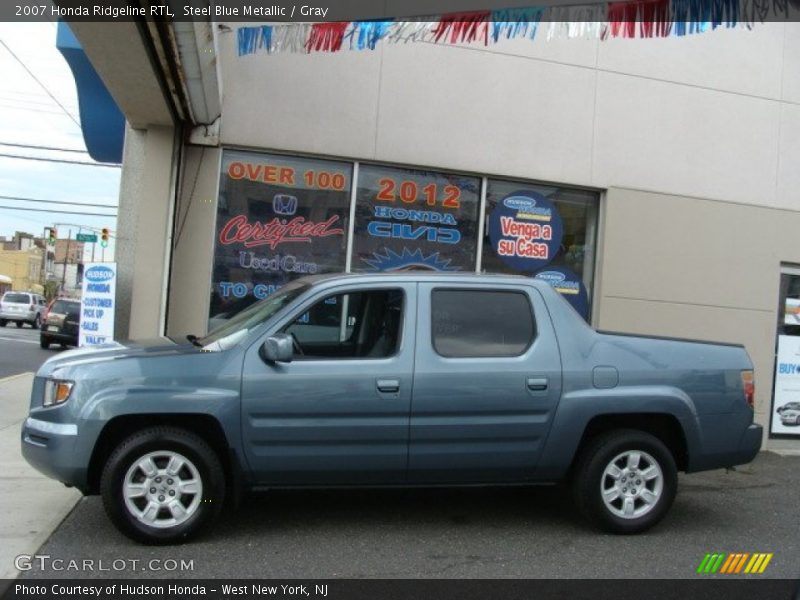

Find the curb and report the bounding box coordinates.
[0,372,33,385]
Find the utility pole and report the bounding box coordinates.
[61,228,71,293]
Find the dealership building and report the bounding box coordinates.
[63,15,800,450]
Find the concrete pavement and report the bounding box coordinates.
[0,372,80,579]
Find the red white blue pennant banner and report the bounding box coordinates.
[237,0,792,56]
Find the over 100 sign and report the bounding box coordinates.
[79,263,117,347]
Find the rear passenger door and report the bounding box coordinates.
[409,283,562,483]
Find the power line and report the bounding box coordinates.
[0,205,117,218]
[0,195,117,209]
[0,153,120,168]
[0,141,88,154]
[0,40,82,130]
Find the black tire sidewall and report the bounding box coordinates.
[101,428,225,544]
[575,430,677,534]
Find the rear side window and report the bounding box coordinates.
[432,289,535,358]
[3,293,30,303]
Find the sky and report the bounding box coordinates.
[0,21,119,261]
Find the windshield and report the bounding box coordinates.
[198,280,311,351]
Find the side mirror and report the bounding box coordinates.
[261,333,294,363]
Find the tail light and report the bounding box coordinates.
[741,370,755,409]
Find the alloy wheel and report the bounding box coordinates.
[122,450,203,529]
[600,450,664,519]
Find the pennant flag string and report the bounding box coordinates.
[235,0,787,57]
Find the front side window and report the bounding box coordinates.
[432,289,534,358]
[284,289,403,359]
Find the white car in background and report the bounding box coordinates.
[0,291,47,329]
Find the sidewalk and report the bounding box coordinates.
[0,372,81,579]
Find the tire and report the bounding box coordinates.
[0,319,6,327]
[572,429,677,534]
[40,336,50,349]
[100,426,226,544]
[33,314,41,329]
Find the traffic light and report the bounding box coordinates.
[48,228,57,244]
[101,228,110,248]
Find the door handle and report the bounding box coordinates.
[376,379,400,394]
[526,377,548,391]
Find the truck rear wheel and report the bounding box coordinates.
[100,426,225,544]
[572,429,677,534]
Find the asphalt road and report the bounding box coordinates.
[19,452,800,579]
[0,324,62,378]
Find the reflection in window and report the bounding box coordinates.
[432,290,535,358]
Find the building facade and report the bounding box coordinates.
[65,19,800,451]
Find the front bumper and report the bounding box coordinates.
[0,309,35,321]
[21,417,88,491]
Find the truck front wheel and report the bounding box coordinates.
[572,429,677,534]
[100,426,226,544]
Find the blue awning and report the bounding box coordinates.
[56,22,125,164]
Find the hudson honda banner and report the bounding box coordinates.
[210,150,352,326]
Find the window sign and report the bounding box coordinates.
[210,150,352,328]
[534,266,590,320]
[351,164,480,273]
[482,180,598,322]
[771,269,800,437]
[488,190,564,272]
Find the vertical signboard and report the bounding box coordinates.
[79,262,116,346]
[771,335,800,436]
[351,164,480,272]
[210,150,352,328]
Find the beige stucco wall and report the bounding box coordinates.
[595,187,799,448]
[215,23,800,211]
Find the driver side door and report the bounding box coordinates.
[240,282,416,485]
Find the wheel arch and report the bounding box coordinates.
[86,414,242,499]
[571,413,689,474]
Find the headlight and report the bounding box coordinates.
[43,379,74,407]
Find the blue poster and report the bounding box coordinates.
[488,190,563,272]
[534,266,589,320]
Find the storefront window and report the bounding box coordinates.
[481,180,598,321]
[209,150,352,329]
[351,164,480,273]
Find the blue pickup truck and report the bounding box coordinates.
[21,273,762,544]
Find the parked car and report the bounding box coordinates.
[21,273,762,544]
[0,291,46,329]
[776,401,800,415]
[779,405,800,426]
[40,298,81,349]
